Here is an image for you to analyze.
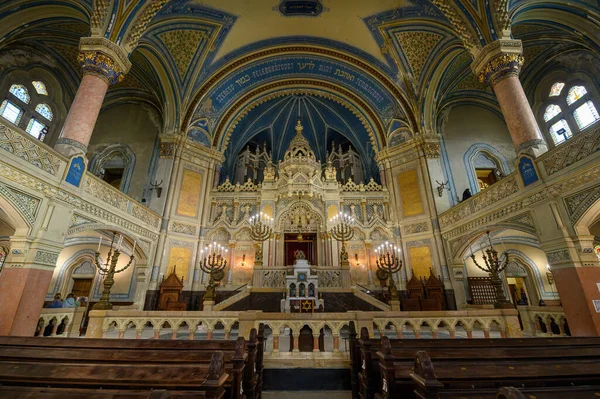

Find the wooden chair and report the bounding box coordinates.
[158,268,187,311]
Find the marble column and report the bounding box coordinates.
[0,239,63,336]
[55,37,131,157]
[472,39,548,157]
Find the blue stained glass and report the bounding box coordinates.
[32,81,48,95]
[35,103,53,121]
[0,100,24,125]
[26,118,47,140]
[9,84,30,104]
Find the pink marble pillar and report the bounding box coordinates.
[475,43,547,156]
[58,74,109,150]
[0,267,54,336]
[491,75,545,153]
[55,46,128,156]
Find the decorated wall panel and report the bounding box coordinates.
[167,247,192,282]
[408,246,432,279]
[177,169,202,217]
[398,169,423,217]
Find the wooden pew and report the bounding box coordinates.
[0,351,227,398]
[0,328,266,399]
[352,329,600,399]
[401,345,600,398]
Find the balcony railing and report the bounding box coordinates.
[0,120,161,231]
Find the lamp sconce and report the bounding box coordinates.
[436,180,449,197]
[150,180,164,198]
[240,253,247,267]
[355,253,360,267]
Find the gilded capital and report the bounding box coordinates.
[472,39,523,86]
[78,37,131,85]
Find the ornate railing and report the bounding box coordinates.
[87,309,522,353]
[517,306,568,336]
[0,120,161,231]
[37,308,85,337]
[439,126,600,231]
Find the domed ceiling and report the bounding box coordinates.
[221,93,378,182]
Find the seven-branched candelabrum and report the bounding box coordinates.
[329,213,354,268]
[470,231,512,308]
[375,243,402,301]
[198,243,228,302]
[93,233,135,310]
[249,213,273,267]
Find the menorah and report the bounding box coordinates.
[375,242,402,301]
[470,231,512,308]
[249,212,273,267]
[93,232,135,310]
[329,212,354,268]
[198,242,227,302]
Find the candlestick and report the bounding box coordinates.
[97,236,102,252]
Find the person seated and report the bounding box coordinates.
[46,293,63,308]
[62,293,80,308]
[538,299,547,307]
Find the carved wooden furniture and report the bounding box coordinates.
[0,325,265,399]
[422,271,444,311]
[157,270,187,311]
[350,326,600,399]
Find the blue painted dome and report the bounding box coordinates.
[222,93,378,181]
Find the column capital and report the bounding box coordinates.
[78,37,132,85]
[472,39,523,86]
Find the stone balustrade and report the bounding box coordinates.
[517,305,568,337]
[0,120,161,239]
[86,308,522,351]
[36,308,85,337]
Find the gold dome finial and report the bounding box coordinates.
[295,118,303,133]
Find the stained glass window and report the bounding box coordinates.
[35,103,53,121]
[566,86,587,106]
[544,104,561,122]
[32,81,48,95]
[549,82,565,97]
[573,100,600,129]
[9,84,30,104]
[0,100,23,124]
[548,119,573,145]
[26,118,47,140]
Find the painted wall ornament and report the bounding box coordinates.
[518,155,539,187]
[65,156,86,188]
[276,0,327,17]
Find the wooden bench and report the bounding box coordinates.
[0,350,227,398]
[377,339,600,398]
[348,323,600,399]
[0,325,265,399]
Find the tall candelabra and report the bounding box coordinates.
[249,212,273,267]
[375,242,402,301]
[93,232,135,310]
[198,242,228,302]
[470,231,512,308]
[330,212,354,268]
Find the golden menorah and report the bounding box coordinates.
[375,243,402,302]
[198,242,227,302]
[93,232,135,310]
[249,212,273,267]
[329,212,354,268]
[470,231,512,308]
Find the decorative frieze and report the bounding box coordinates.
[0,124,63,176]
[546,249,571,264]
[171,222,197,236]
[542,127,600,176]
[34,250,59,265]
[403,222,429,235]
[317,270,342,287]
[262,270,287,288]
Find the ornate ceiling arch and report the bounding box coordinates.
[184,45,416,141]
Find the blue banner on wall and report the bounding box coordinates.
[519,155,539,187]
[65,156,85,187]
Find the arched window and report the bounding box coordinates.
[0,80,54,142]
[541,82,600,146]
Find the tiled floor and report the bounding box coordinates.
[263,392,352,399]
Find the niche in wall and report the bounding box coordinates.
[89,144,136,193]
